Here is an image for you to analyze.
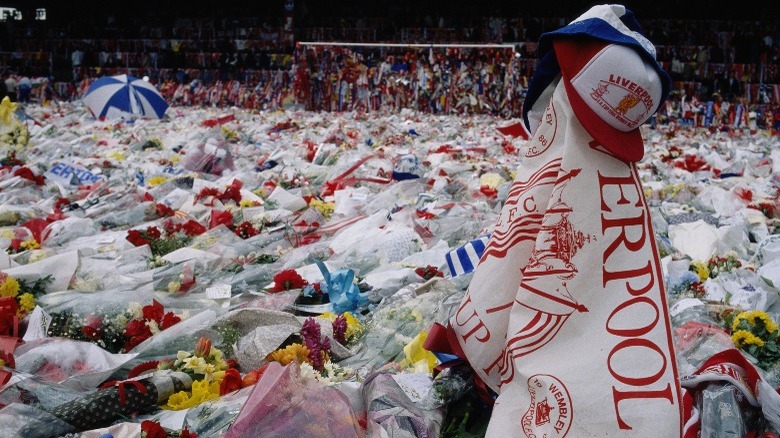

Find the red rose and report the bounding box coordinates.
[160,311,181,330]
[141,420,167,438]
[219,368,242,395]
[142,300,164,323]
[126,229,150,247]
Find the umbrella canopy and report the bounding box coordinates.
[82,74,168,119]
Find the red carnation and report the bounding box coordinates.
[160,311,181,330]
[125,319,152,339]
[126,229,150,247]
[162,219,181,235]
[271,269,308,292]
[145,226,162,240]
[142,300,165,323]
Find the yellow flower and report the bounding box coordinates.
[309,199,335,219]
[107,150,125,161]
[171,156,181,163]
[732,330,765,348]
[400,330,437,374]
[167,281,181,293]
[252,188,267,198]
[147,176,168,187]
[182,356,208,374]
[343,312,363,341]
[20,238,40,251]
[0,229,14,239]
[267,343,311,366]
[732,310,779,334]
[239,199,260,208]
[479,172,505,189]
[0,277,19,298]
[164,379,220,410]
[18,293,35,315]
[690,261,709,282]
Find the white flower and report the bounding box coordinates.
[146,319,161,335]
[176,350,191,361]
[128,302,143,320]
[299,362,318,380]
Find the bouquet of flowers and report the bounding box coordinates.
[46,299,183,353]
[126,219,208,257]
[725,309,780,371]
[157,337,233,410]
[0,272,49,322]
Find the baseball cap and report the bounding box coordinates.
[554,39,663,162]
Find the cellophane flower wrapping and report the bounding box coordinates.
[339,280,463,375]
[362,371,444,438]
[0,402,76,437]
[226,362,362,438]
[0,369,83,411]
[13,338,137,391]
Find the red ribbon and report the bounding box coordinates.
[100,379,148,406]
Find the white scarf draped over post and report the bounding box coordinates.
[448,5,685,436]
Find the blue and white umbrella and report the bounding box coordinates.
[82,74,168,119]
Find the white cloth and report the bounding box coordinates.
[452,80,682,436]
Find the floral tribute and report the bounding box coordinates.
[126,219,207,257]
[726,310,780,370]
[0,272,48,319]
[47,299,182,353]
[158,337,235,410]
